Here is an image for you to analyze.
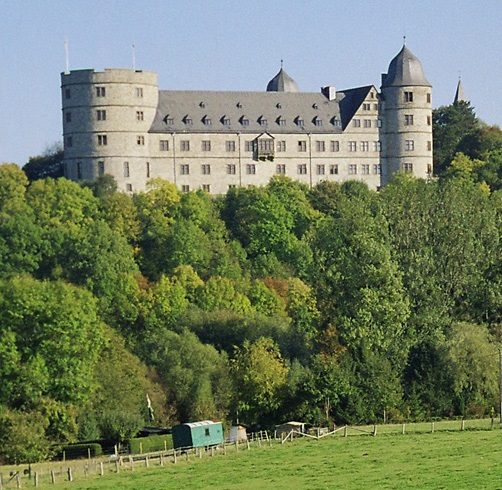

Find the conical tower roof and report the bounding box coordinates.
[382,46,431,87]
[266,67,300,92]
[453,79,467,104]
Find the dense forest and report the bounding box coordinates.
[1,101,501,463]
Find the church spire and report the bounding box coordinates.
[453,77,467,104]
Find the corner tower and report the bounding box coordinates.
[381,46,433,184]
[61,69,158,192]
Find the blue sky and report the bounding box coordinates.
[2,0,501,165]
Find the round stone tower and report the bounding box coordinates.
[380,46,432,184]
[61,68,158,192]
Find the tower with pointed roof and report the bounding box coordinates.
[453,78,467,104]
[380,45,433,184]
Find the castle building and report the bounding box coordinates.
[61,45,433,194]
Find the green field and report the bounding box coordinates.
[39,429,502,490]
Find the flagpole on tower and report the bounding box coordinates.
[64,38,70,74]
[132,43,136,70]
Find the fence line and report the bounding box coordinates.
[1,418,499,488]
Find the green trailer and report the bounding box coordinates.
[172,420,224,449]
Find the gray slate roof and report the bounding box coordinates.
[149,90,349,134]
[266,68,300,92]
[382,46,431,87]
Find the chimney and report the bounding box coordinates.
[321,86,337,101]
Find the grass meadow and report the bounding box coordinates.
[42,428,502,490]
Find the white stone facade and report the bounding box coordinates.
[61,47,433,194]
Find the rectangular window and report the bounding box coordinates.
[201,164,211,175]
[362,164,370,175]
[427,141,432,151]
[258,139,274,152]
[65,88,71,99]
[97,110,106,121]
[96,86,106,97]
[126,183,133,192]
[159,140,169,151]
[226,141,236,152]
[427,93,431,103]
[202,140,211,151]
[181,185,190,193]
[227,164,236,174]
[373,164,382,174]
[297,164,307,175]
[180,140,190,151]
[349,164,357,175]
[77,161,82,179]
[98,161,105,176]
[403,163,413,173]
[330,164,339,175]
[427,115,431,126]
[427,163,433,175]
[364,119,372,128]
[66,136,73,147]
[405,140,415,151]
[362,103,371,110]
[377,119,382,128]
[404,114,414,126]
[348,141,357,152]
[137,135,145,145]
[298,140,307,152]
[65,112,72,123]
[246,164,256,175]
[136,87,143,97]
[404,91,413,102]
[180,164,190,175]
[146,161,150,178]
[316,141,326,152]
[373,141,382,152]
[276,164,286,174]
[317,164,325,175]
[97,134,107,146]
[136,111,144,121]
[360,141,369,151]
[202,184,211,192]
[353,119,361,128]
[123,161,130,178]
[330,141,340,152]
[245,141,254,152]
[277,141,286,152]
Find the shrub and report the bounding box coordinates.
[58,443,103,459]
[128,434,173,454]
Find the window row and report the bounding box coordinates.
[403,91,432,103]
[352,119,382,128]
[176,163,382,176]
[404,114,432,126]
[64,86,144,99]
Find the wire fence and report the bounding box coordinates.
[0,417,499,488]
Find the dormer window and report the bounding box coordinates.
[258,116,268,127]
[277,116,286,126]
[236,102,242,108]
[276,103,282,109]
[222,116,231,126]
[163,115,174,125]
[295,117,304,127]
[313,116,323,127]
[330,116,340,127]
[312,103,318,109]
[240,116,249,126]
[199,101,206,108]
[183,115,193,125]
[202,115,212,126]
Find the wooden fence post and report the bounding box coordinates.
[67,468,73,482]
[164,440,167,451]
[87,447,91,460]
[0,472,3,490]
[373,425,377,436]
[431,422,435,433]
[115,460,120,473]
[402,423,405,435]
[235,441,239,452]
[173,450,177,464]
[50,470,56,484]
[16,474,21,488]
[160,454,164,466]
[62,451,66,462]
[130,457,135,471]
[461,420,465,431]
[34,472,39,487]
[99,462,104,476]
[139,442,143,454]
[145,456,149,468]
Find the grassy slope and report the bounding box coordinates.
[49,430,502,489]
